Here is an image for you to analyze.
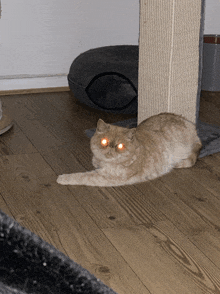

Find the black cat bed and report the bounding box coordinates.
[68,45,138,114]
[0,210,117,294]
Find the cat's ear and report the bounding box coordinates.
[126,128,136,141]
[96,119,110,133]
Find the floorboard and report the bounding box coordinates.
[103,222,220,293]
[0,91,220,293]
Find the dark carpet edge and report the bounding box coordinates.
[0,210,118,294]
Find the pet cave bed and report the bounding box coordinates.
[68,45,138,114]
[0,210,117,294]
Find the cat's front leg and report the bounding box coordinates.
[57,170,113,186]
[92,156,100,168]
[57,169,135,187]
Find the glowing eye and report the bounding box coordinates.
[117,143,125,150]
[101,138,109,147]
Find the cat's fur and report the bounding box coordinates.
[57,113,202,187]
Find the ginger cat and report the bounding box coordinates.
[57,113,202,187]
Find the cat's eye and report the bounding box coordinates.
[117,143,125,150]
[101,138,109,147]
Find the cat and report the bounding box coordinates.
[57,113,202,187]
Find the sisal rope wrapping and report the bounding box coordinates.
[138,0,202,124]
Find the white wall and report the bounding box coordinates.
[204,0,220,34]
[0,0,139,91]
[0,0,220,91]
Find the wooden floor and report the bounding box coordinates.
[1,91,220,294]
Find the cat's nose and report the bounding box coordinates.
[109,142,115,148]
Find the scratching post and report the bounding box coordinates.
[138,0,203,124]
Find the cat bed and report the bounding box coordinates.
[0,210,117,294]
[68,45,138,114]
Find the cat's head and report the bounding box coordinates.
[90,119,137,163]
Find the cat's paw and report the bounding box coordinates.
[57,174,73,185]
[92,157,100,168]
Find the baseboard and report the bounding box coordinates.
[0,87,70,96]
[0,75,69,96]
